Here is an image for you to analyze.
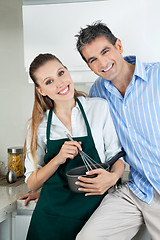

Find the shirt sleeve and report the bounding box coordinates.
[24,126,46,183]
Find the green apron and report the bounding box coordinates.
[27,98,105,240]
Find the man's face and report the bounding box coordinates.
[81,36,124,84]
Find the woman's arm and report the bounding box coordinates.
[27,141,82,191]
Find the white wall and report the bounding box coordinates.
[0,0,34,174]
[23,0,160,83]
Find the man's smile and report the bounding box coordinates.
[102,64,113,73]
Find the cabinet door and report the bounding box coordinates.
[12,214,31,240]
[0,214,11,240]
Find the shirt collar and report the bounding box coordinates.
[51,99,80,126]
[124,56,148,82]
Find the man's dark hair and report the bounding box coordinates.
[75,21,117,62]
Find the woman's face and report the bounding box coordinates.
[35,60,74,103]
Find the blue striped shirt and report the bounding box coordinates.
[90,56,160,204]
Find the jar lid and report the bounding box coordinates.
[8,147,24,154]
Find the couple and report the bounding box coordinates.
[21,22,160,240]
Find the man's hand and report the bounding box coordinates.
[18,192,40,206]
[76,168,119,196]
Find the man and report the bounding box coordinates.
[75,22,160,240]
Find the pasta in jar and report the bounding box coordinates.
[8,147,24,177]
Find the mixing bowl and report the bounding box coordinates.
[66,163,109,193]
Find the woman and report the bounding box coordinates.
[25,53,124,240]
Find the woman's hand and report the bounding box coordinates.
[18,192,40,206]
[75,159,124,196]
[76,168,116,196]
[27,141,82,191]
[55,141,82,165]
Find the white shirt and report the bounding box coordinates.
[25,96,122,182]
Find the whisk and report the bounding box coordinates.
[65,131,106,172]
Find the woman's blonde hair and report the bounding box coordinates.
[24,53,87,170]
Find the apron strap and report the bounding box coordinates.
[46,107,54,140]
[46,98,92,140]
[75,98,92,139]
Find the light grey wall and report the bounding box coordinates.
[0,0,90,174]
[0,0,34,174]
[23,0,160,78]
[0,0,91,175]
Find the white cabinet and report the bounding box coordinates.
[12,210,32,240]
[0,214,12,240]
[2,208,149,240]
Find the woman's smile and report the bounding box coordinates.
[58,85,70,95]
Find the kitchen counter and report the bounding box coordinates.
[0,177,37,240]
[0,177,35,222]
[0,169,130,220]
[0,173,150,240]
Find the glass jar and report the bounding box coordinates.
[8,147,24,177]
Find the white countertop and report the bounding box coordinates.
[0,170,130,223]
[0,182,36,222]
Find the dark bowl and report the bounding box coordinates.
[66,163,110,193]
